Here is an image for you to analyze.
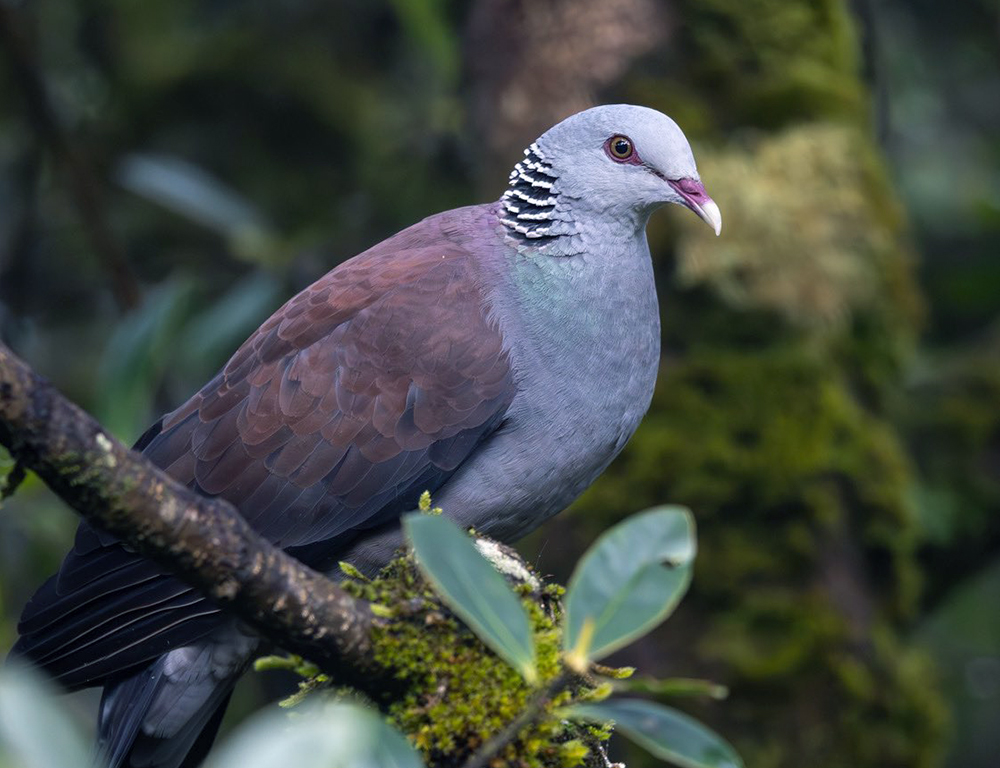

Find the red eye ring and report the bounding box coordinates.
[607,135,634,161]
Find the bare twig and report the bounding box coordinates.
[0,341,381,683]
[0,4,140,310]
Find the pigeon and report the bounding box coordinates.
[11,104,721,768]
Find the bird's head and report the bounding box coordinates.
[501,104,721,241]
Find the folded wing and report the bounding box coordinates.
[15,215,516,688]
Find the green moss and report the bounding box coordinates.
[582,349,918,589]
[277,552,611,768]
[689,0,865,127]
[625,0,866,133]
[673,124,919,340]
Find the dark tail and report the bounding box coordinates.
[96,654,236,768]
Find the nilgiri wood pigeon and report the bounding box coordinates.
[11,104,721,768]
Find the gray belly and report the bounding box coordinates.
[440,353,657,541]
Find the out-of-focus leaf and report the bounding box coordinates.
[116,153,262,232]
[563,507,696,665]
[206,701,422,768]
[116,153,278,264]
[99,273,280,440]
[0,457,25,503]
[566,699,742,768]
[387,0,458,81]
[0,665,89,768]
[915,557,1000,767]
[403,512,537,683]
[614,677,729,701]
[908,481,967,547]
[176,272,282,382]
[97,278,197,439]
[0,448,15,498]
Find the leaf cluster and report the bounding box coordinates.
[265,504,741,768]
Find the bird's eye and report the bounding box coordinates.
[608,135,634,160]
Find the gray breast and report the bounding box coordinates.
[436,234,660,543]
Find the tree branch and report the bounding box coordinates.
[0,340,380,683]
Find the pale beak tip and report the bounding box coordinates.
[700,199,723,237]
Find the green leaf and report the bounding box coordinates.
[563,507,696,664]
[206,701,423,768]
[97,278,198,440]
[386,0,458,82]
[0,454,25,503]
[0,665,89,768]
[566,699,742,768]
[116,152,277,262]
[614,677,729,701]
[403,513,537,683]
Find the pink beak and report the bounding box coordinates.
[668,178,722,236]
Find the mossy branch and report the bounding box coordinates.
[461,669,576,768]
[0,340,380,684]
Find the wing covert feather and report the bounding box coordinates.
[156,242,515,548]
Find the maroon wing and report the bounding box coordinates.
[14,213,516,687]
[158,235,513,547]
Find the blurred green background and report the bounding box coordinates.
[0,1,997,766]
